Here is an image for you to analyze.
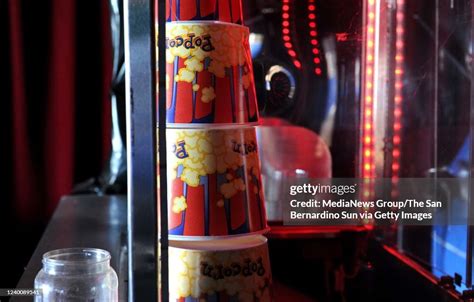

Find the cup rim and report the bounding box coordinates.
[42,248,111,266]
[169,234,268,251]
[166,20,249,31]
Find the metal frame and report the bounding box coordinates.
[124,0,164,300]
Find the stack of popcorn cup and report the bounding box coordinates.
[161,1,272,301]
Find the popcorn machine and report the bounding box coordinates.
[125,0,474,301]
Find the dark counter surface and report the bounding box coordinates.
[13,195,128,301]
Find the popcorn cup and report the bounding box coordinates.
[169,235,272,301]
[166,0,244,24]
[165,22,259,125]
[166,127,268,238]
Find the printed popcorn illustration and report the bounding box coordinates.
[165,23,258,124]
[169,244,272,301]
[166,128,267,237]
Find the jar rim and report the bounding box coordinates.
[42,248,111,266]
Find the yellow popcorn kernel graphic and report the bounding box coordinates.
[185,57,204,72]
[171,45,192,59]
[192,47,208,61]
[208,61,226,78]
[181,169,200,187]
[184,132,199,145]
[192,84,200,92]
[176,259,188,275]
[191,25,205,36]
[221,182,238,199]
[170,26,188,37]
[172,196,187,214]
[233,178,246,191]
[203,155,216,174]
[201,87,216,103]
[197,138,212,153]
[178,68,196,83]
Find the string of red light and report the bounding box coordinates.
[282,0,301,69]
[362,0,377,182]
[392,0,405,196]
[307,0,322,75]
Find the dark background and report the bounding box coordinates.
[1,0,112,287]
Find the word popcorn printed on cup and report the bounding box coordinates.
[166,33,215,52]
[169,240,272,301]
[232,140,257,155]
[201,257,266,280]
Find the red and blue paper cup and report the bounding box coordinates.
[165,22,259,125]
[166,127,268,239]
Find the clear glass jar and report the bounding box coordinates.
[34,248,118,302]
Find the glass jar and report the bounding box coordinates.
[34,248,118,302]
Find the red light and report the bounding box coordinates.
[309,13,316,19]
[282,21,290,27]
[393,149,400,158]
[309,22,316,28]
[365,136,372,144]
[394,123,401,130]
[283,13,290,19]
[394,96,402,104]
[282,5,290,11]
[310,30,317,37]
[365,150,372,157]
[282,28,290,34]
[284,42,293,48]
[315,68,322,75]
[308,4,316,11]
[293,60,302,68]
[283,35,290,41]
[288,50,296,57]
[392,163,400,171]
[394,109,401,117]
[393,135,401,144]
[312,48,319,54]
[311,39,318,45]
[313,58,320,64]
